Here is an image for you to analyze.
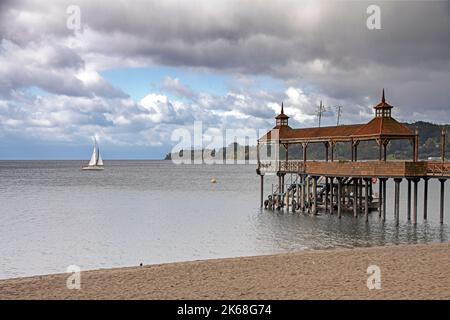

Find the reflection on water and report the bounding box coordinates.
[0,160,448,279]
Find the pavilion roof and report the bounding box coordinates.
[258,89,415,144]
[351,116,414,139]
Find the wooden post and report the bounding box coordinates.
[330,142,334,162]
[394,178,402,226]
[423,178,429,220]
[337,178,342,219]
[351,140,354,162]
[378,140,383,161]
[260,174,264,208]
[383,140,388,161]
[439,178,446,224]
[325,142,329,162]
[413,178,418,225]
[364,178,369,222]
[407,179,412,221]
[302,143,308,163]
[353,178,358,218]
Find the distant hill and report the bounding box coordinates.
[164,121,449,161]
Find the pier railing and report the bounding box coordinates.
[259,160,450,178]
[426,162,450,177]
[259,160,305,174]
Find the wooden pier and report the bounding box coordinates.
[256,90,449,224]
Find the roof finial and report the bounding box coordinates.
[281,102,284,114]
[382,88,385,103]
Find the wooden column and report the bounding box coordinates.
[413,178,419,225]
[302,143,308,163]
[351,140,354,162]
[394,178,402,226]
[364,178,369,222]
[330,142,335,162]
[423,178,429,220]
[353,178,358,218]
[383,140,388,161]
[324,142,329,162]
[306,175,310,213]
[354,141,359,162]
[378,139,383,161]
[407,179,412,221]
[439,178,446,224]
[337,178,342,219]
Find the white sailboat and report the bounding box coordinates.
[82,137,104,170]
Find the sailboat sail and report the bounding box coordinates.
[88,144,98,166]
[83,137,104,170]
[97,152,103,166]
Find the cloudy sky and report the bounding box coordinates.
[1,0,449,159]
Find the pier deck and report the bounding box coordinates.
[259,160,450,178]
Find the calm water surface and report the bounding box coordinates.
[0,160,449,279]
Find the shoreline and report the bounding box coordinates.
[1,242,450,299]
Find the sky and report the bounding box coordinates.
[0,0,450,159]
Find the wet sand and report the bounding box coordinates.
[1,242,449,299]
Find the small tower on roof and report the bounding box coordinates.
[275,102,289,127]
[374,88,393,118]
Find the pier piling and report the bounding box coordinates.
[353,178,358,218]
[413,179,419,225]
[260,175,264,208]
[337,178,342,219]
[379,180,383,218]
[439,178,446,224]
[407,179,412,221]
[394,178,402,226]
[423,178,429,220]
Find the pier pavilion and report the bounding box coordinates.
[256,90,450,225]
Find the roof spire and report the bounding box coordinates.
[382,88,385,103]
[281,102,284,114]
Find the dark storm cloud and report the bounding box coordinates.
[1,0,450,150]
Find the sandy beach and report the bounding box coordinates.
[1,242,449,300]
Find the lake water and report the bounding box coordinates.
[0,160,449,279]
